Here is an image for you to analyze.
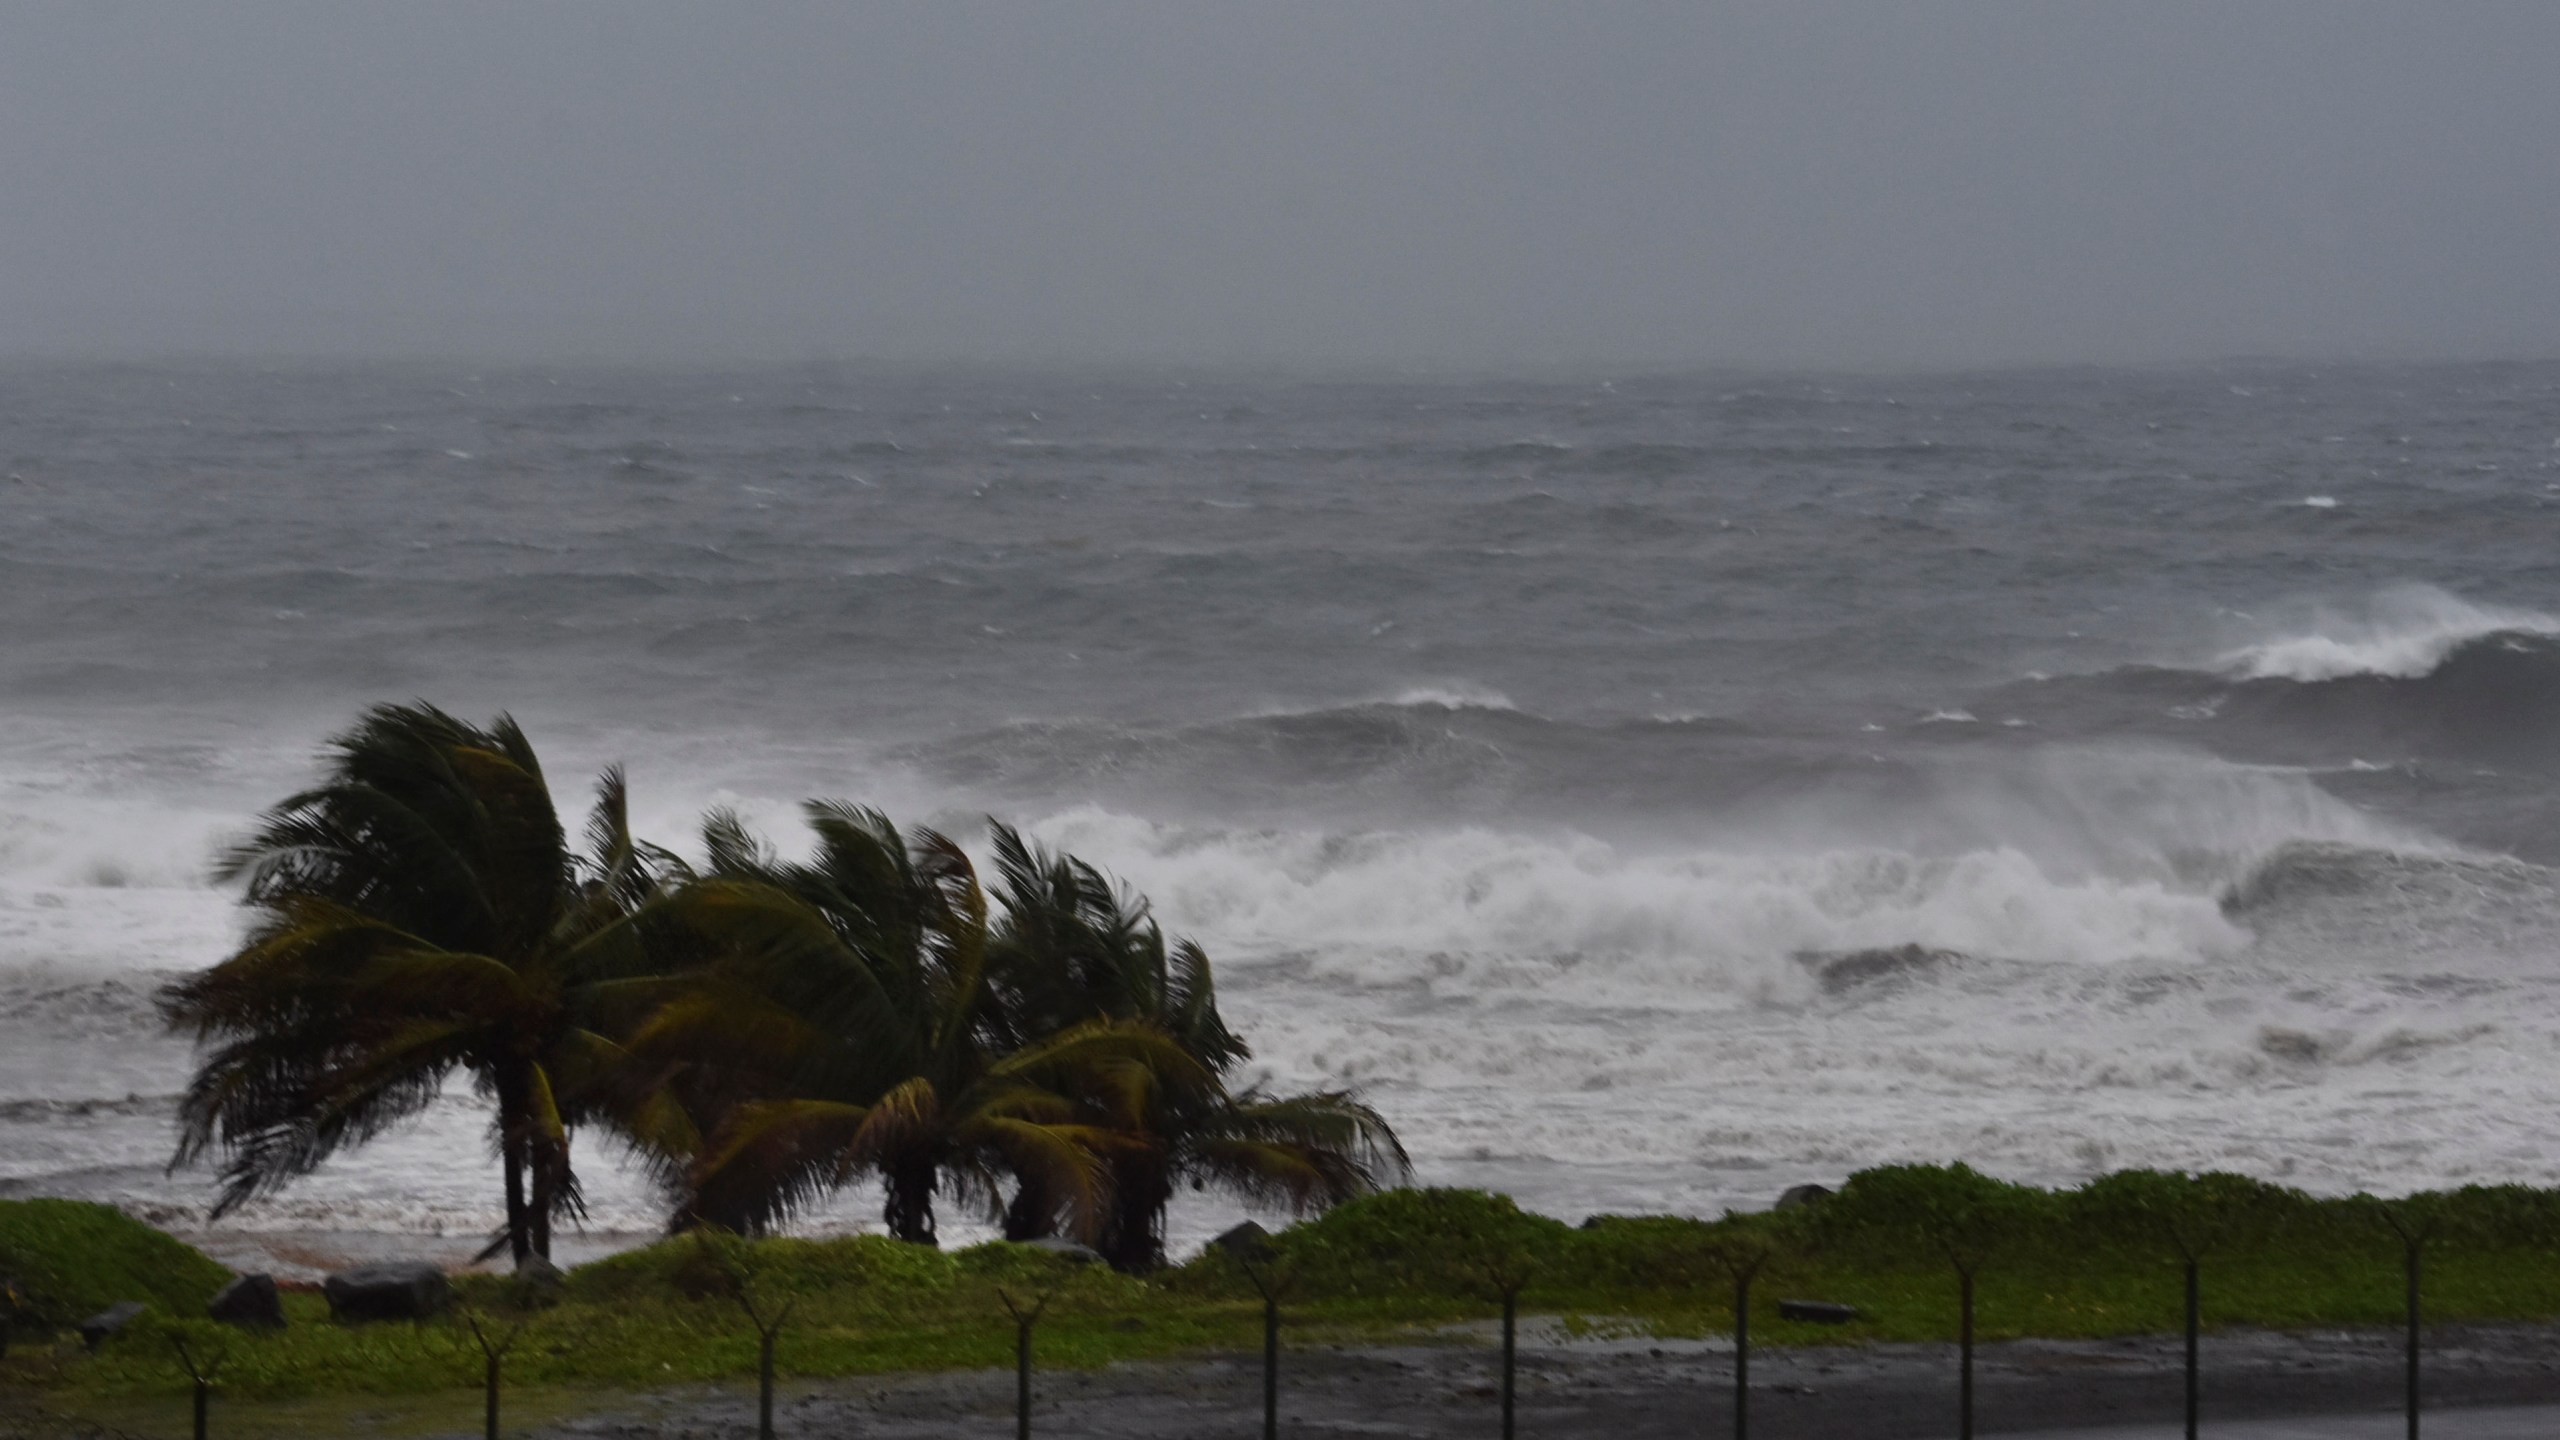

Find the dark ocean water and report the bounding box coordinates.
[3,359,2557,1265]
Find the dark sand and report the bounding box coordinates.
[530,1319,2560,1438]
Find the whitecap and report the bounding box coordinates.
[1381,683,1519,712]
[2215,584,2560,682]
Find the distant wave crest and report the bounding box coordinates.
[1998,587,2560,772]
[1373,683,1521,713]
[2212,630,2560,770]
[2215,586,2560,682]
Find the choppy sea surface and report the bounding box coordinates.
[3,359,2557,1270]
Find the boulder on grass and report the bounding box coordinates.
[208,1273,285,1329]
[323,1262,449,1323]
[78,1300,146,1350]
[1774,1183,1834,1210]
[1020,1237,1105,1265]
[511,1253,567,1305]
[1777,1299,1862,1325]
[1207,1221,1275,1260]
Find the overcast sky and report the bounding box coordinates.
[5,3,2557,368]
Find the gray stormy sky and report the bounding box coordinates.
[4,3,2557,369]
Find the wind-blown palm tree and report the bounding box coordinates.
[160,703,672,1264]
[981,826,1245,1069]
[984,826,1409,1269]
[622,805,1179,1244]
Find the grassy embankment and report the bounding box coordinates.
[10,1169,2560,1431]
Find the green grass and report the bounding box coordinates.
[0,1199,232,1330]
[13,1168,2560,1429]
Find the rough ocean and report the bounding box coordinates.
[2,359,2555,1272]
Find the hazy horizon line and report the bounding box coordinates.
[7,338,2554,388]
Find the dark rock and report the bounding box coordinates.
[324,1261,450,1323]
[1805,943,1962,994]
[78,1301,146,1350]
[1020,1237,1105,1266]
[510,1253,567,1306]
[1777,1299,1862,1325]
[1207,1221,1275,1259]
[1775,1183,1834,1210]
[208,1273,286,1329]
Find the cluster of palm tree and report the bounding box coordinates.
[160,703,1406,1271]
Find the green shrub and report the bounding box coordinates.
[566,1232,1101,1307]
[2065,1169,2310,1262]
[0,1200,231,1330]
[1569,1213,1728,1292]
[1271,1187,1573,1298]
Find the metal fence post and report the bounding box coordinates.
[1500,1288,1517,1440]
[997,1286,1053,1440]
[1263,1290,1280,1440]
[1957,1267,1975,1440]
[2405,1237,2421,1440]
[2183,1258,2199,1440]
[1732,1270,1751,1440]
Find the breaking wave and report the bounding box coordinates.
[2214,632,2560,770]
[2216,586,2560,682]
[1026,807,2245,999]
[1988,591,2560,774]
[2219,841,2560,966]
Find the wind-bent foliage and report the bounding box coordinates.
[626,806,1160,1244]
[984,826,1408,1270]
[160,703,676,1264]
[159,703,1406,1266]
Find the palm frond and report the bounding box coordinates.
[1180,1087,1411,1212]
[699,808,775,881]
[685,1098,879,1233]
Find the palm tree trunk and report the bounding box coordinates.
[1002,1179,1057,1241]
[531,1128,575,1262]
[1098,1157,1172,1272]
[530,1153,554,1262]
[500,1126,531,1267]
[884,1160,938,1245]
[494,1064,541,1265]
